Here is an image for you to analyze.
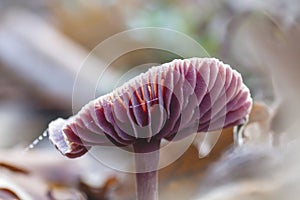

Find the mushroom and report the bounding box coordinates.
[48,58,252,200]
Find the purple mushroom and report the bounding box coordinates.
[48,58,252,200]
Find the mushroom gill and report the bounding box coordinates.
[48,57,252,158]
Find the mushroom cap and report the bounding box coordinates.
[49,58,252,158]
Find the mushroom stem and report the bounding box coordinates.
[133,139,161,200]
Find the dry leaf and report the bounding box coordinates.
[0,149,121,200]
[242,102,273,145]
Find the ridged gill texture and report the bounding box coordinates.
[49,58,252,158]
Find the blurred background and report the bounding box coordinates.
[0,0,300,199]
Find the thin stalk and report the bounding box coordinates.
[133,139,161,200]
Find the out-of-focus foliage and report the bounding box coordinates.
[194,143,300,200]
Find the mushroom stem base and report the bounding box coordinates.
[133,139,161,200]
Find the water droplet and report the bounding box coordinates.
[33,139,39,145]
[25,129,48,151]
